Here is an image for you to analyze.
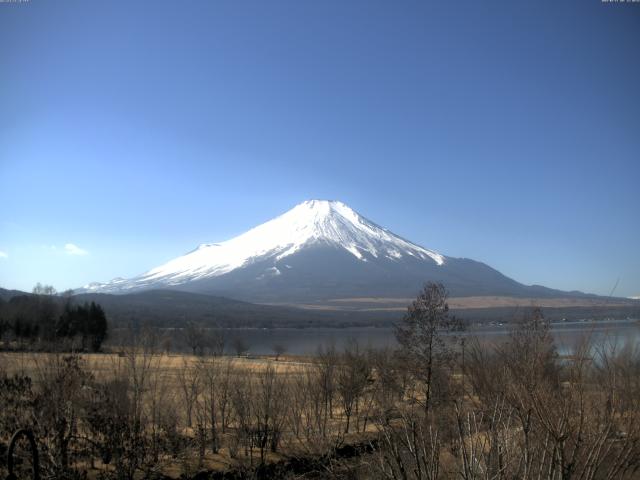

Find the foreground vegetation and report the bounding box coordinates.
[1,284,639,479]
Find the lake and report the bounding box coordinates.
[224,319,640,356]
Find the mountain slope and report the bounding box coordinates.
[74,290,381,328]
[0,287,32,302]
[73,290,640,328]
[81,200,592,302]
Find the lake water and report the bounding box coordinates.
[224,319,640,356]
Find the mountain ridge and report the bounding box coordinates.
[80,200,601,303]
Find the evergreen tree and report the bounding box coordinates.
[87,302,108,352]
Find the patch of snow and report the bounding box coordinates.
[345,245,363,260]
[256,266,281,280]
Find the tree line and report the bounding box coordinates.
[0,283,108,352]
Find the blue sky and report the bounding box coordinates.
[1,0,639,297]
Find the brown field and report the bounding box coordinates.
[1,350,372,479]
[274,295,640,311]
[0,351,311,378]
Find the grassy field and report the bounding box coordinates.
[0,351,312,378]
[281,295,640,311]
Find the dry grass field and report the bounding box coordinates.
[1,349,379,479]
[0,351,311,379]
[273,295,640,312]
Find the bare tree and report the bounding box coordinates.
[196,357,223,453]
[336,339,371,433]
[161,332,173,355]
[230,373,253,461]
[32,354,91,477]
[460,310,640,480]
[251,364,287,463]
[232,336,249,357]
[395,282,462,414]
[217,358,234,434]
[372,408,441,480]
[183,321,204,356]
[370,347,406,422]
[272,343,286,361]
[288,364,338,451]
[316,342,338,427]
[176,359,200,429]
[32,283,57,296]
[208,328,226,357]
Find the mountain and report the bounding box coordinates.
[81,200,593,303]
[0,287,32,302]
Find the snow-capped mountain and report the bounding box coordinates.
[81,200,576,302]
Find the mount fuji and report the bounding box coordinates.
[81,200,584,303]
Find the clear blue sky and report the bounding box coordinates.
[1,0,639,297]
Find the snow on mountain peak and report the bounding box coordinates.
[84,200,445,292]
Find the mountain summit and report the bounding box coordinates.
[182,199,446,271]
[83,200,577,302]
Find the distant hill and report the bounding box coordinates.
[73,289,387,328]
[0,287,33,302]
[64,290,640,327]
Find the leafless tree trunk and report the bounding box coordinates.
[177,358,200,429]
